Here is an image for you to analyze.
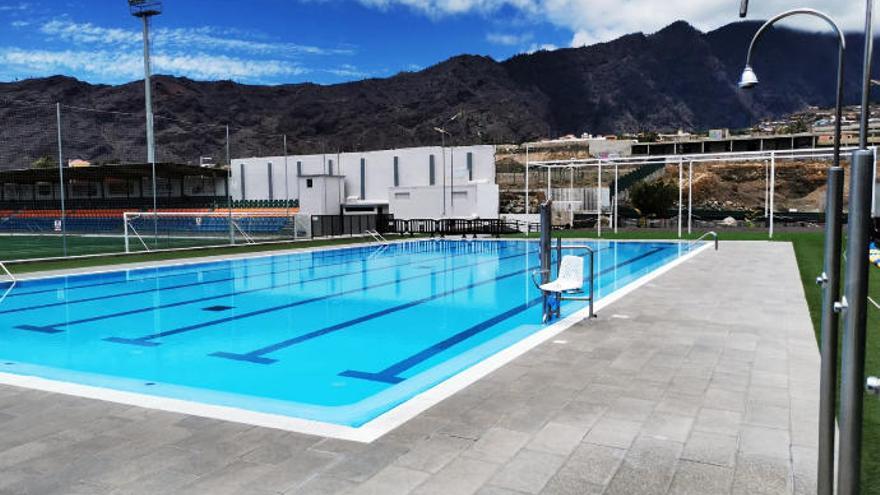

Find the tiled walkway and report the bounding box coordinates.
[0,241,818,494]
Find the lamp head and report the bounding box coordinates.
[738,65,758,89]
[739,0,749,18]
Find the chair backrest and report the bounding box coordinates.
[558,255,584,288]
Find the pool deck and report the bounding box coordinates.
[0,241,819,494]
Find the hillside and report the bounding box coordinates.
[0,20,875,168]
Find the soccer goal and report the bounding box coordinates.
[122,211,308,253]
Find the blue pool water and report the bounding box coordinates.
[0,240,699,427]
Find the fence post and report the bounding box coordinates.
[55,103,67,257]
[677,157,683,239]
[614,162,619,234]
[688,161,693,235]
[770,152,776,239]
[226,125,234,245]
[597,160,602,238]
[525,144,530,216]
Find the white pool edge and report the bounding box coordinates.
[0,241,712,443]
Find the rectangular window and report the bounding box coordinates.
[467,152,473,181]
[360,158,366,200]
[267,162,274,200]
[296,161,302,177]
[394,192,410,199]
[393,156,399,187]
[429,155,435,186]
[239,163,246,200]
[306,178,313,188]
[328,159,334,176]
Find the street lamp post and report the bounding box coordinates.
[737,9,846,495]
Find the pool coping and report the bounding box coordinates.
[0,238,713,442]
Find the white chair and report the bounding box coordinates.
[539,255,584,294]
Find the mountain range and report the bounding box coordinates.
[0,20,875,167]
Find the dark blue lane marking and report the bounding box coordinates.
[203,305,234,312]
[340,246,668,383]
[208,245,623,365]
[105,248,538,348]
[209,267,533,364]
[2,240,454,314]
[5,241,409,299]
[19,245,521,335]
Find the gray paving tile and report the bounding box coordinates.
[394,433,474,473]
[739,426,790,460]
[731,454,791,495]
[668,460,734,495]
[488,449,566,494]
[412,457,500,495]
[526,422,588,456]
[681,431,738,467]
[640,413,694,443]
[604,435,683,495]
[350,465,431,495]
[582,417,642,449]
[463,427,531,463]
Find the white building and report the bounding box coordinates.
[230,145,499,219]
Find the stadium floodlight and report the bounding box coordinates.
[128,0,161,167]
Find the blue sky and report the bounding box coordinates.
[0,0,859,86]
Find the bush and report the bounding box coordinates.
[629,179,678,219]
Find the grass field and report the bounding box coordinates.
[0,234,225,260]
[2,229,878,491]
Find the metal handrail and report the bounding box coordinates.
[557,240,596,319]
[690,231,718,251]
[365,230,389,245]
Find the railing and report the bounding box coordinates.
[0,261,16,306]
[689,231,718,251]
[0,261,15,285]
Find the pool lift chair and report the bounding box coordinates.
[532,237,596,323]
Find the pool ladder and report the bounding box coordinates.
[365,230,389,245]
[689,231,718,251]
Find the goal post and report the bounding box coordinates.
[121,211,309,253]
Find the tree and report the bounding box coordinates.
[31,156,56,169]
[629,179,677,219]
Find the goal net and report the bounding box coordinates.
[122,211,310,252]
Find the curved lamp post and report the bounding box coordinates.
[738,9,845,495]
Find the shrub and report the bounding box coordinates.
[629,179,678,219]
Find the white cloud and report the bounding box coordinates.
[486,32,532,46]
[10,20,29,28]
[0,48,306,82]
[353,0,867,48]
[39,20,353,57]
[526,42,557,53]
[0,2,29,12]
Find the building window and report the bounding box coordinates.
[467,152,473,181]
[239,163,246,200]
[328,159,334,176]
[393,156,399,187]
[360,158,366,200]
[429,155,435,186]
[306,178,313,188]
[267,162,274,200]
[296,161,302,177]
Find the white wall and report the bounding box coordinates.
[230,144,497,218]
[298,176,344,215]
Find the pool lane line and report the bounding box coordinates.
[339,246,669,384]
[5,239,452,299]
[103,247,540,347]
[2,240,494,317]
[16,244,525,334]
[207,245,621,365]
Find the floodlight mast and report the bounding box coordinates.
[129,0,161,166]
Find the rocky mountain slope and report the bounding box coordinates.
[0,20,874,168]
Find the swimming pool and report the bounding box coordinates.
[0,239,706,440]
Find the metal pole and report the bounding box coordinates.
[597,160,602,237]
[687,161,693,235]
[818,167,844,495]
[450,145,455,213]
[769,152,775,239]
[837,149,874,495]
[614,162,619,234]
[141,16,155,165]
[55,103,67,257]
[860,0,873,149]
[226,125,233,245]
[539,201,552,322]
[547,167,551,200]
[441,135,446,217]
[284,134,290,220]
[678,157,683,239]
[764,160,769,218]
[525,144,530,216]
[569,167,574,228]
